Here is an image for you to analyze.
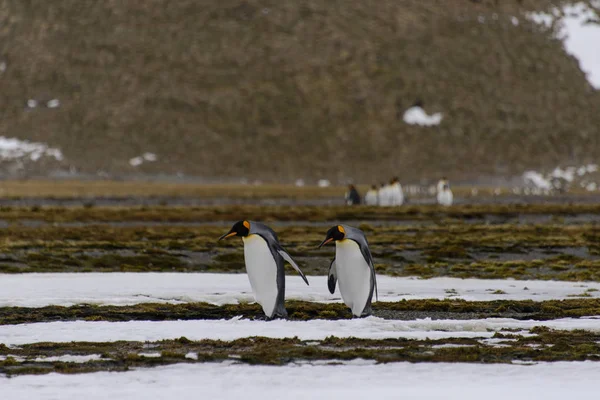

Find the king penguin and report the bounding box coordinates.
[318,225,378,317]
[219,220,309,319]
[436,177,453,206]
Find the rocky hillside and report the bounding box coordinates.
[0,0,599,183]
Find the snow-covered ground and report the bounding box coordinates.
[0,136,63,162]
[528,2,600,89]
[2,361,598,400]
[2,316,599,345]
[522,164,598,190]
[32,354,104,363]
[1,273,599,308]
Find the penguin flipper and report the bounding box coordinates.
[277,250,309,285]
[327,258,337,294]
[356,240,378,302]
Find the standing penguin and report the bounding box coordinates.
[378,182,391,206]
[318,225,378,317]
[437,177,453,206]
[364,185,379,206]
[390,177,405,206]
[219,220,309,319]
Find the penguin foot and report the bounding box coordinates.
[358,306,373,318]
[268,313,288,321]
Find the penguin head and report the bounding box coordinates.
[218,220,250,241]
[318,225,346,248]
[440,177,450,190]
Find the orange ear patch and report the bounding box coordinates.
[243,221,250,229]
[337,225,345,234]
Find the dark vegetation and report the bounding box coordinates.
[2,203,600,223]
[0,208,599,280]
[3,298,600,325]
[1,0,599,181]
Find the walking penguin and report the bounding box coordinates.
[318,225,378,317]
[219,220,309,319]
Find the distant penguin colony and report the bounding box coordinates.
[345,177,454,206]
[219,220,309,319]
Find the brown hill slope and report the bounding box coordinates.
[0,0,599,183]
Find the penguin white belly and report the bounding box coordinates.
[335,239,372,317]
[437,190,453,206]
[391,185,404,206]
[242,235,278,317]
[364,191,378,206]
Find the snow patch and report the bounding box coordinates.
[1,361,600,400]
[522,171,552,189]
[528,2,600,89]
[2,273,600,309]
[403,106,443,126]
[0,355,25,362]
[46,99,60,108]
[1,317,599,346]
[129,153,158,167]
[522,164,598,190]
[34,354,103,363]
[0,137,64,162]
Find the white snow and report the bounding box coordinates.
[129,152,157,167]
[403,106,443,126]
[2,361,599,400]
[317,179,330,188]
[33,354,103,363]
[129,156,144,167]
[26,99,38,108]
[2,316,599,345]
[46,99,60,108]
[0,354,103,363]
[528,2,600,89]
[550,166,576,182]
[587,164,599,173]
[0,136,64,162]
[523,170,552,189]
[142,152,157,161]
[0,355,25,362]
[523,164,600,189]
[2,273,600,308]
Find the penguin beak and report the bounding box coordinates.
[318,238,334,249]
[218,231,237,241]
